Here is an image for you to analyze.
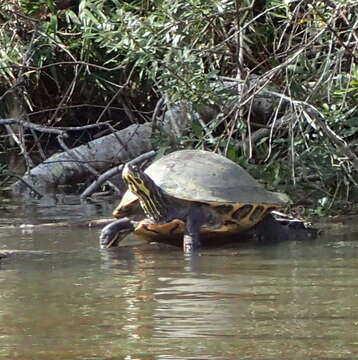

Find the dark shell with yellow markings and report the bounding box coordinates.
[113,150,287,238]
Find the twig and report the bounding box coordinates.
[0,118,111,135]
[128,150,157,166]
[0,118,67,136]
[303,110,358,172]
[96,86,125,124]
[118,94,137,124]
[151,97,165,132]
[27,104,151,117]
[0,61,122,73]
[80,165,123,198]
[2,171,43,198]
[261,90,358,172]
[47,64,82,125]
[30,127,46,161]
[216,75,358,172]
[80,150,156,198]
[57,122,112,131]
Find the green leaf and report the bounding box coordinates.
[226,144,238,162]
[191,119,203,138]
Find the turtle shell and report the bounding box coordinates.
[117,150,286,210]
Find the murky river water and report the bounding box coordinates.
[0,196,357,359]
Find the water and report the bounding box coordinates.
[0,197,357,359]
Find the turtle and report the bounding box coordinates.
[99,149,287,252]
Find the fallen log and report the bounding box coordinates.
[0,249,55,259]
[11,123,153,195]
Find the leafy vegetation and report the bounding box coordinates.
[0,0,357,213]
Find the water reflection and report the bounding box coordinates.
[0,194,116,226]
[97,241,358,359]
[0,199,357,359]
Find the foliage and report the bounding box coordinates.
[0,0,357,211]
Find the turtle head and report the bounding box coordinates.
[122,163,168,221]
[122,163,152,199]
[99,218,134,248]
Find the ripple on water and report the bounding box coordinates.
[0,200,357,359]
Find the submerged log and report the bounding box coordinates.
[0,249,55,259]
[11,123,153,195]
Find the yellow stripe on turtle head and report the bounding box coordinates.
[122,164,150,197]
[122,163,166,221]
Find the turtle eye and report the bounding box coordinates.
[123,164,143,187]
[129,165,144,182]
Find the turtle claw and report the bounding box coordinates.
[183,235,201,253]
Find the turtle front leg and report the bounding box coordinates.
[100,218,135,248]
[183,207,205,253]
